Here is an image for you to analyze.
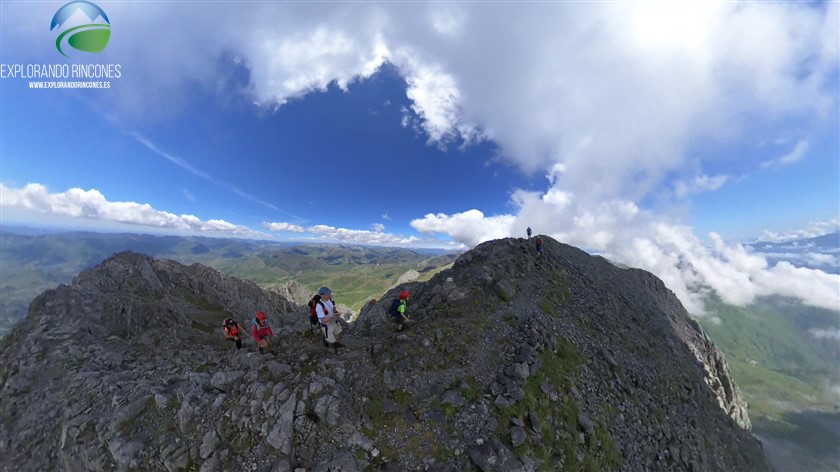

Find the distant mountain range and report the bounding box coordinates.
[0,228,457,335]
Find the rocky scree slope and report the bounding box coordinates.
[0,238,770,471]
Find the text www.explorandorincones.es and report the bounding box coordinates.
[28,81,111,89]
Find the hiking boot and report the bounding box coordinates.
[332,342,343,349]
[322,339,329,348]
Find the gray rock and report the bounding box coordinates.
[314,394,342,426]
[468,441,497,471]
[154,393,169,409]
[107,438,144,468]
[199,452,220,472]
[577,412,595,435]
[271,456,292,472]
[511,426,526,447]
[267,393,297,454]
[513,362,530,381]
[528,411,540,433]
[163,446,190,472]
[210,371,245,392]
[109,396,150,433]
[442,389,467,406]
[199,430,220,459]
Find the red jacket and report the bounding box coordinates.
[224,323,240,337]
[253,320,274,342]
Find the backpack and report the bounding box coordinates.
[387,299,403,318]
[252,318,271,335]
[307,295,325,326]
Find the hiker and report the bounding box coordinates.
[535,236,543,256]
[527,227,532,238]
[315,287,343,349]
[388,290,411,331]
[223,318,243,350]
[252,311,274,354]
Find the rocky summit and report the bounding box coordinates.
[0,237,771,471]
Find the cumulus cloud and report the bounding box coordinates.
[758,219,840,243]
[263,222,306,233]
[264,220,447,247]
[0,183,264,237]
[752,251,839,271]
[411,210,515,246]
[306,225,431,246]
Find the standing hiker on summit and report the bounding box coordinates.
[527,227,532,239]
[316,286,344,349]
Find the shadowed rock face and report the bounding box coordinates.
[0,239,771,472]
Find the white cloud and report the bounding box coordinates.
[674,174,730,198]
[182,189,197,203]
[761,140,810,169]
[262,220,448,247]
[305,224,440,247]
[411,209,515,246]
[412,184,840,315]
[758,219,840,243]
[381,213,391,221]
[809,328,840,342]
[753,251,839,270]
[0,183,265,237]
[263,222,306,233]
[60,1,831,187]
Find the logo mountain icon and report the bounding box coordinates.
[50,1,111,57]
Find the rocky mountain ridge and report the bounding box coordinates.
[0,237,770,471]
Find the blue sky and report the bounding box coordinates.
[1,1,838,314]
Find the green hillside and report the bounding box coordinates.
[699,296,840,471]
[0,231,457,333]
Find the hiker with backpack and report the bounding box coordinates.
[252,311,274,354]
[527,227,532,239]
[314,287,343,349]
[535,236,543,256]
[223,318,243,350]
[388,290,411,331]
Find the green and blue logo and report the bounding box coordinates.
[50,1,110,57]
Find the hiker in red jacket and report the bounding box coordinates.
[252,311,274,354]
[223,318,243,350]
